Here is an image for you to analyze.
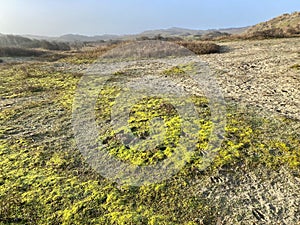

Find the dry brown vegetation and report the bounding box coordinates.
[176,41,222,54]
[0,47,45,57]
[241,11,300,39]
[208,12,300,41]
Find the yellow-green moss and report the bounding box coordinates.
[290,64,300,70]
[162,63,195,76]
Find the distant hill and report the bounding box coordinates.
[139,26,248,38]
[244,12,300,38]
[23,35,57,41]
[0,26,248,44]
[0,34,71,51]
[56,34,120,42]
[0,35,35,47]
[45,27,247,42]
[218,27,249,34]
[140,27,205,37]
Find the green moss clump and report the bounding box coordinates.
[290,64,300,70]
[163,66,186,75]
[162,64,195,76]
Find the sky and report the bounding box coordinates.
[0,0,299,36]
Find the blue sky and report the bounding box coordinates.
[0,0,299,36]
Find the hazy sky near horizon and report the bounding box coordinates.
[0,0,299,36]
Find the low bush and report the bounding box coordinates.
[38,40,71,51]
[0,47,45,57]
[176,41,222,54]
[245,28,286,39]
[136,35,183,42]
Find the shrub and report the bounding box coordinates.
[241,27,300,40]
[136,35,183,42]
[248,28,285,39]
[0,47,45,57]
[197,31,231,41]
[176,41,222,54]
[286,27,300,35]
[39,40,71,51]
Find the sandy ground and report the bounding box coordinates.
[63,38,300,120]
[200,38,300,120]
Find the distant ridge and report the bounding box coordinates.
[56,34,120,42]
[50,27,248,42]
[0,26,248,44]
[2,12,298,44]
[139,26,248,37]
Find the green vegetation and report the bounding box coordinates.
[290,64,300,70]
[0,54,299,224]
[162,64,195,76]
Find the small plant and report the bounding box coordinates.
[290,64,300,70]
[162,66,186,75]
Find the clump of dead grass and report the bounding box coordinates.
[176,41,222,55]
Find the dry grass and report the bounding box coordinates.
[81,42,121,58]
[61,42,123,64]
